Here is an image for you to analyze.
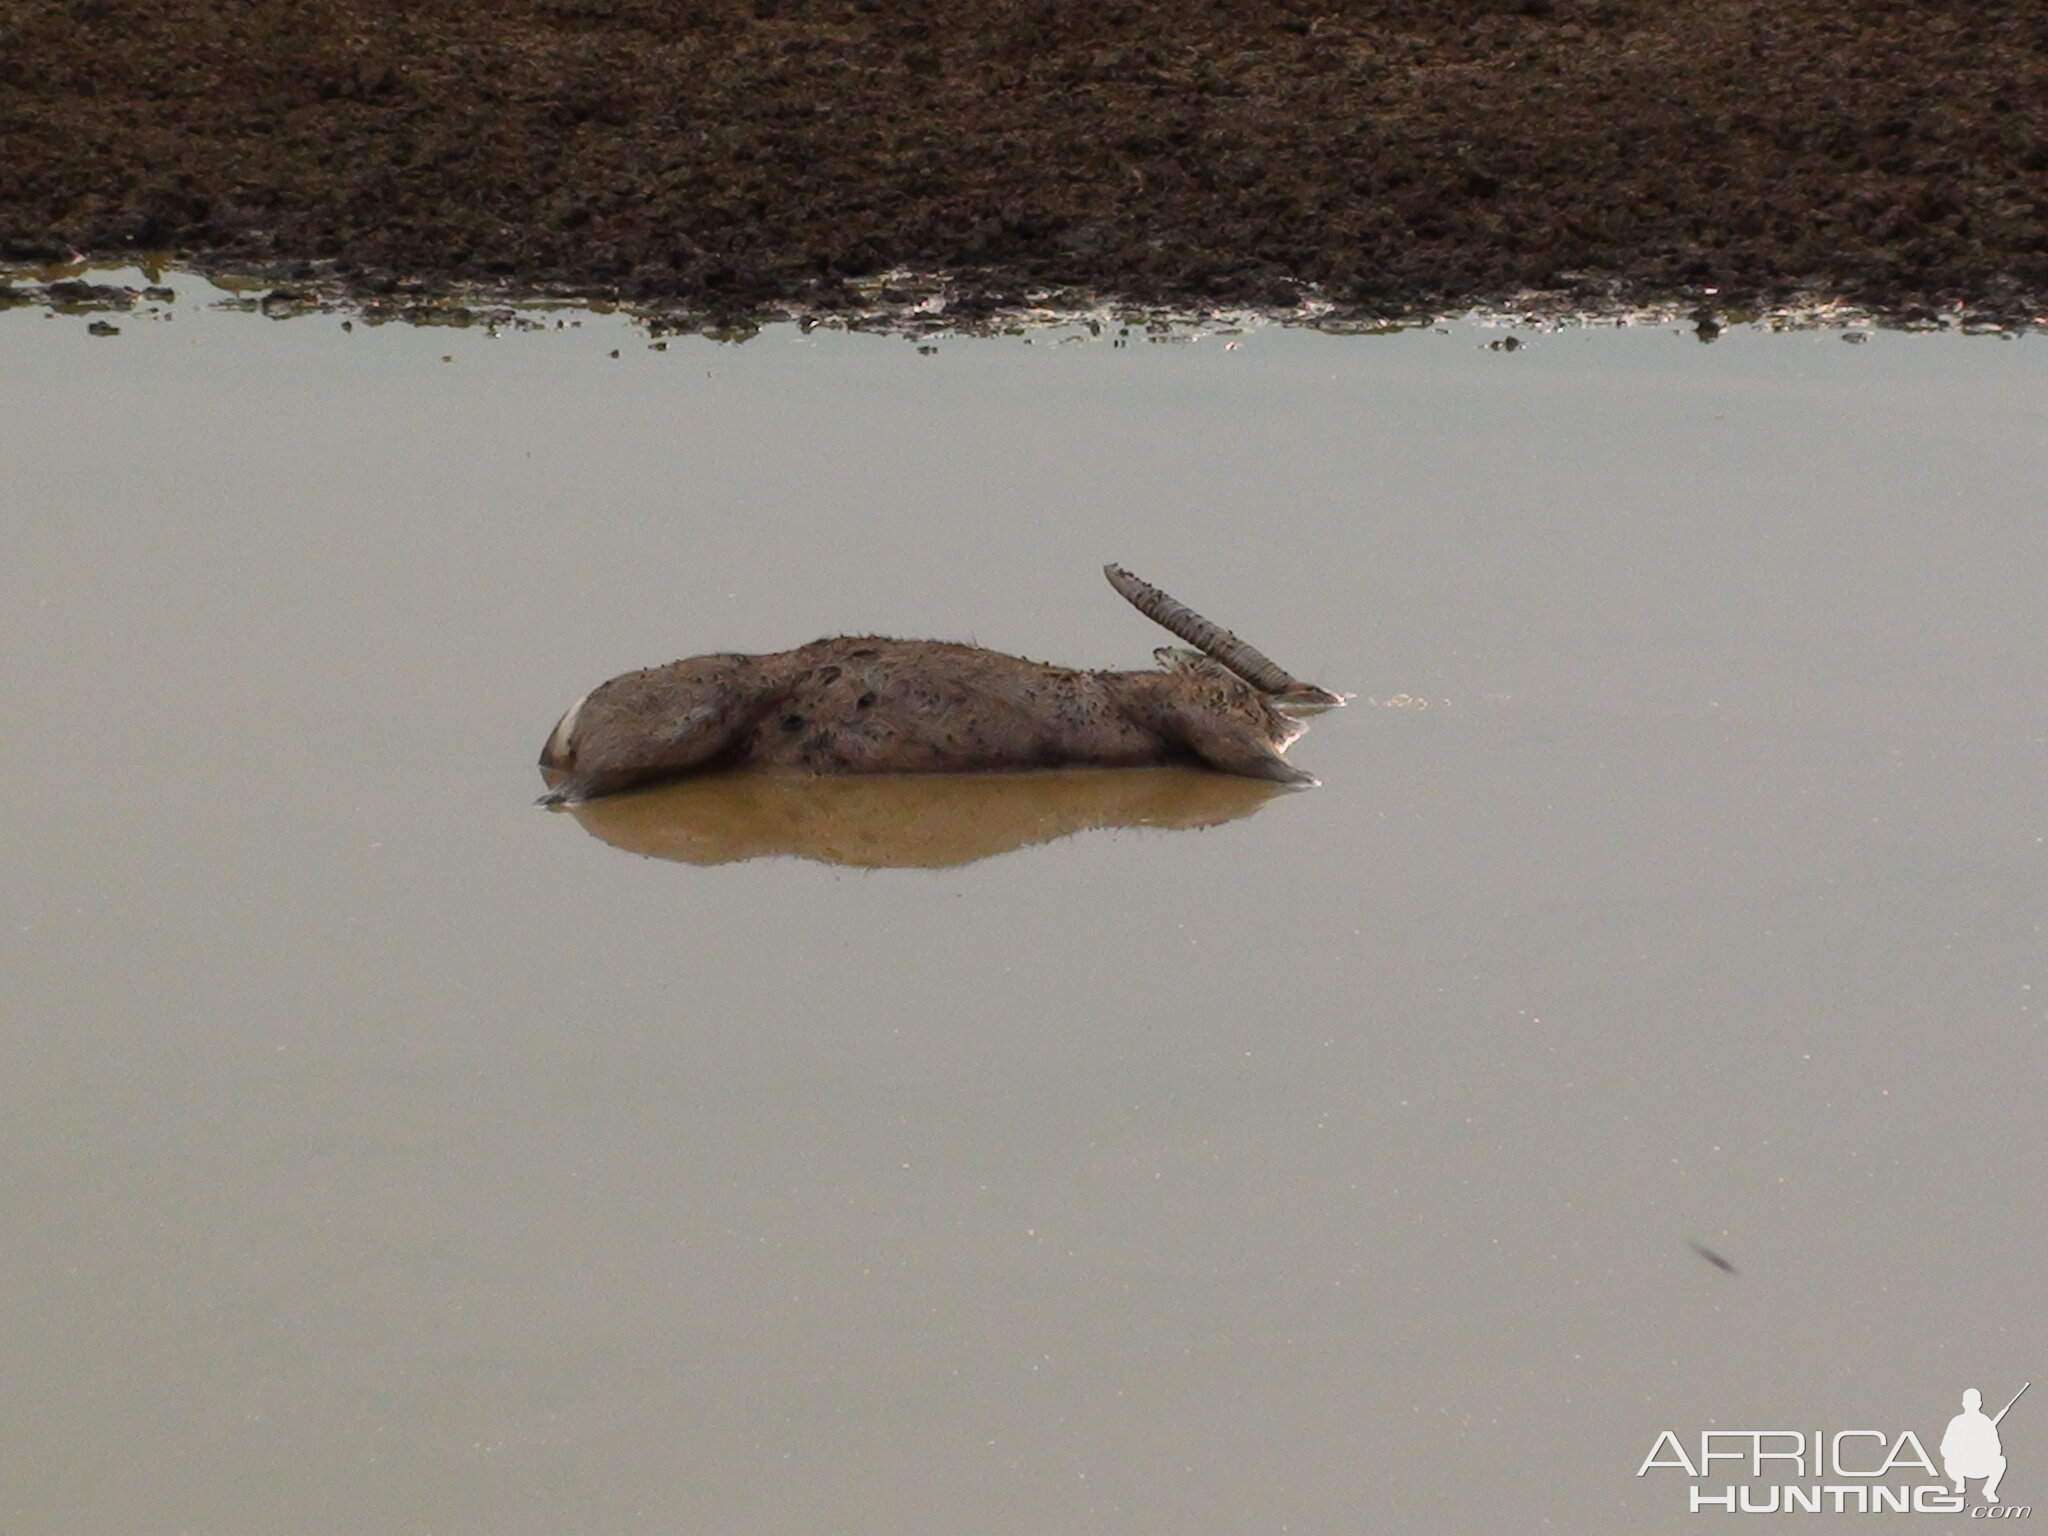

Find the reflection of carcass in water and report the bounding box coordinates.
[557,766,1292,868]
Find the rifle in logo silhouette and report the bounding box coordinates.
[1993,1384,2030,1425]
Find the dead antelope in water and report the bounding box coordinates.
[538,564,1344,805]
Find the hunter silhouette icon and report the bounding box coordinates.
[1942,1384,2028,1503]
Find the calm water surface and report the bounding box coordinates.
[3,276,2044,1534]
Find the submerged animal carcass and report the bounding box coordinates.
[538,565,1344,805]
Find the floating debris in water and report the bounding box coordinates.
[1689,1240,1738,1276]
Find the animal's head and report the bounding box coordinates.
[1150,646,1308,747]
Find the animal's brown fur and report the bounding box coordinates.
[539,569,1340,804]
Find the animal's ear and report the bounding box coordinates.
[1152,646,1236,684]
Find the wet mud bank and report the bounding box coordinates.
[4,0,2045,325]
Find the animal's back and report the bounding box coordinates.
[735,638,1173,773]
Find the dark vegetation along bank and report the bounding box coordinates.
[3,0,2046,322]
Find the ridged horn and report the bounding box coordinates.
[1105,564,1344,707]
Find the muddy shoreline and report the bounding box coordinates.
[4,0,2045,325]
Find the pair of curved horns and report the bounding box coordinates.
[1105,564,1345,708]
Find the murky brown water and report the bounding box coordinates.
[4,276,2044,1533]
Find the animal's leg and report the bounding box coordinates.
[537,703,749,804]
[539,659,781,804]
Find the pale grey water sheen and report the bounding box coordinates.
[2,274,2044,1534]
